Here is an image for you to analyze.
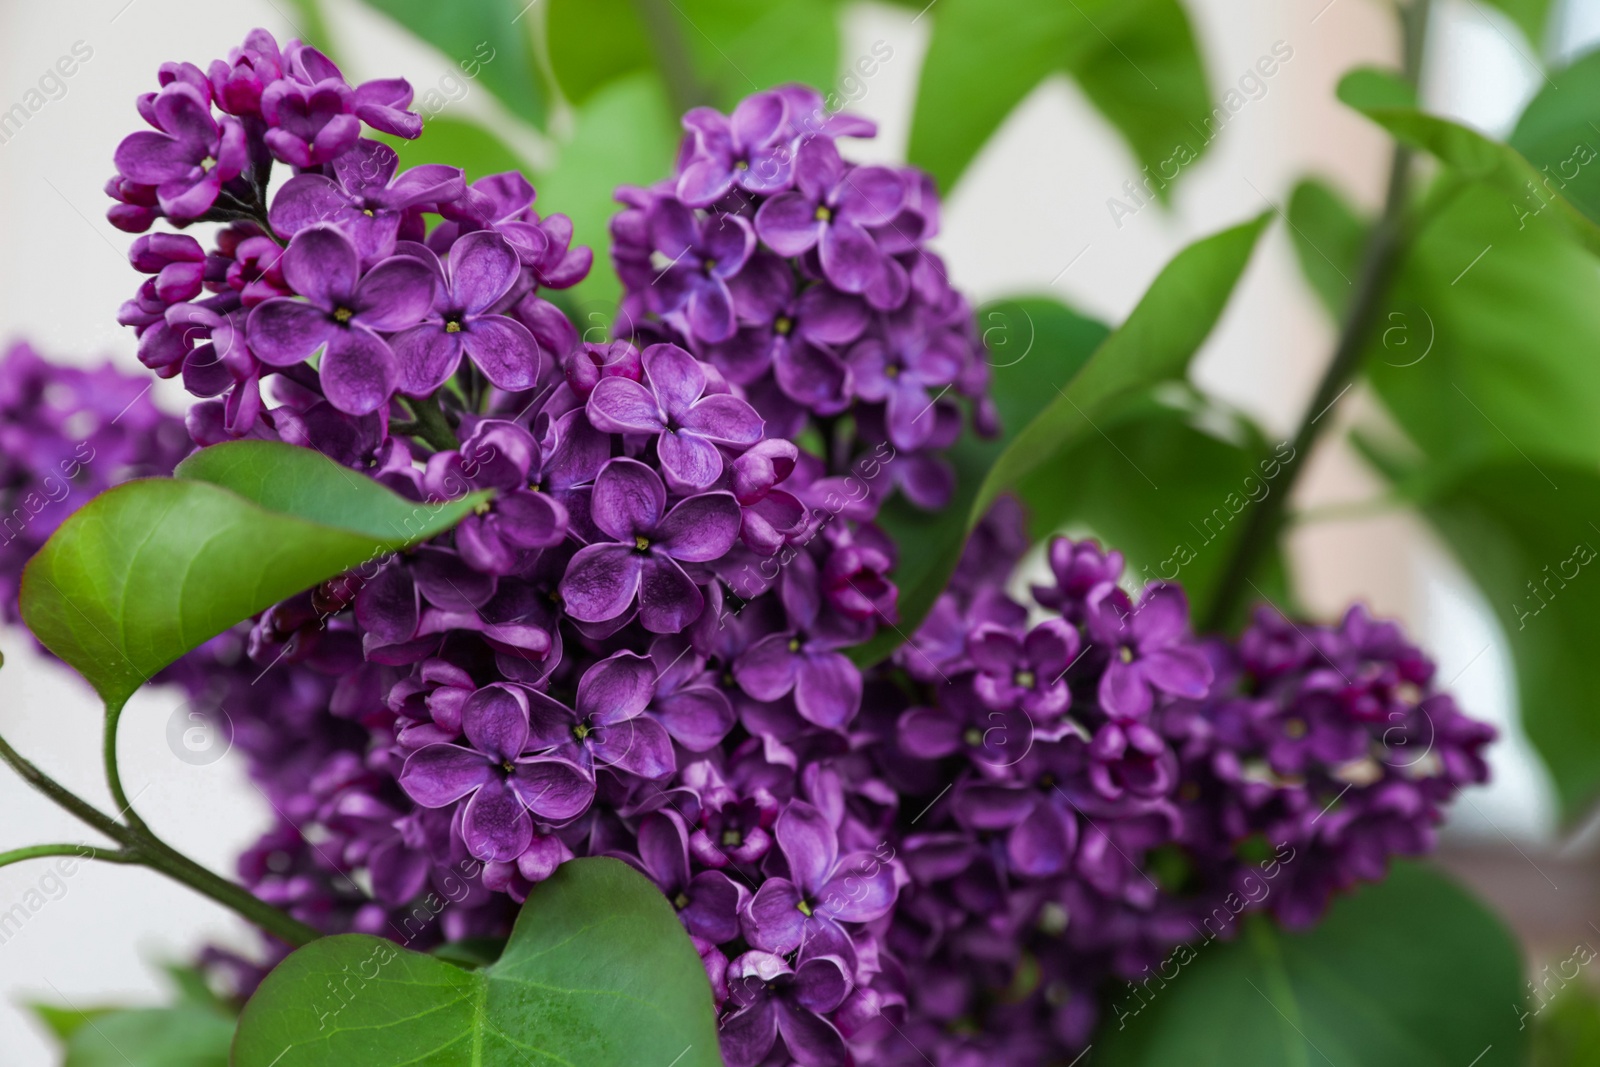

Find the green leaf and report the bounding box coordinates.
[232,857,721,1067]
[59,1006,234,1067]
[1363,181,1600,470]
[376,116,527,182]
[909,0,1211,194]
[1508,48,1600,227]
[356,0,546,128]
[1421,460,1600,822]
[547,0,840,112]
[1532,983,1600,1067]
[1097,863,1527,1066]
[535,72,678,317]
[1016,393,1296,626]
[29,1004,112,1043]
[1285,177,1366,319]
[1337,66,1600,256]
[854,297,1108,667]
[547,0,653,105]
[972,213,1270,521]
[854,214,1269,665]
[19,441,485,709]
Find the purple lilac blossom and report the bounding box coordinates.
[2,45,1492,1063]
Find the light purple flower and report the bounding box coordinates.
[558,458,741,632]
[398,684,594,862]
[245,225,435,414]
[587,343,764,490]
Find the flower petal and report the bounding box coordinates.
[559,543,643,623]
[320,326,398,415]
[590,457,667,541]
[637,555,706,633]
[399,744,490,807]
[509,755,595,822]
[461,315,542,391]
[245,299,333,368]
[461,777,533,862]
[450,230,522,314]
[576,651,656,725]
[461,684,529,763]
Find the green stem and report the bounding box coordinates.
[0,844,134,870]
[403,395,460,453]
[1202,0,1432,633]
[102,697,146,830]
[630,0,709,115]
[0,729,319,947]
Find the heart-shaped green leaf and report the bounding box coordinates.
[1096,863,1527,1065]
[232,857,722,1067]
[20,441,486,709]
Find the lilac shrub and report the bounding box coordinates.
[0,27,1496,1065]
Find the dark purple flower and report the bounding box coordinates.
[743,801,896,956]
[644,196,754,343]
[269,139,464,260]
[703,281,865,414]
[587,343,764,490]
[522,652,675,780]
[734,563,864,731]
[430,420,568,575]
[754,137,905,303]
[559,458,741,631]
[720,951,851,1067]
[968,619,1079,719]
[398,684,594,862]
[847,312,966,451]
[1033,536,1125,623]
[260,76,359,167]
[1088,583,1212,719]
[390,231,544,395]
[677,91,795,207]
[634,811,747,943]
[246,225,435,413]
[112,82,248,221]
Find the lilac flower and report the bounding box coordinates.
[558,458,741,631]
[968,619,1079,719]
[260,76,360,167]
[112,82,247,221]
[1088,583,1213,719]
[269,139,464,261]
[744,801,896,956]
[522,652,675,780]
[644,196,754,343]
[245,225,435,413]
[389,231,545,395]
[1033,536,1125,623]
[634,811,747,943]
[398,684,594,862]
[734,580,864,732]
[703,281,866,414]
[429,420,567,575]
[587,343,764,490]
[754,137,905,303]
[847,313,966,451]
[677,91,795,207]
[720,951,851,1067]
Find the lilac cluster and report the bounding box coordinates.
[109,28,587,437]
[851,527,1495,1063]
[0,343,189,621]
[0,34,1493,1064]
[612,85,990,513]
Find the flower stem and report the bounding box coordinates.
[103,697,147,831]
[0,843,134,870]
[1201,0,1432,634]
[402,395,461,453]
[0,728,320,947]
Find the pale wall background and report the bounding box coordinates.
[0,0,1588,1062]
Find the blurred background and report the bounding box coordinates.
[0,0,1594,1061]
